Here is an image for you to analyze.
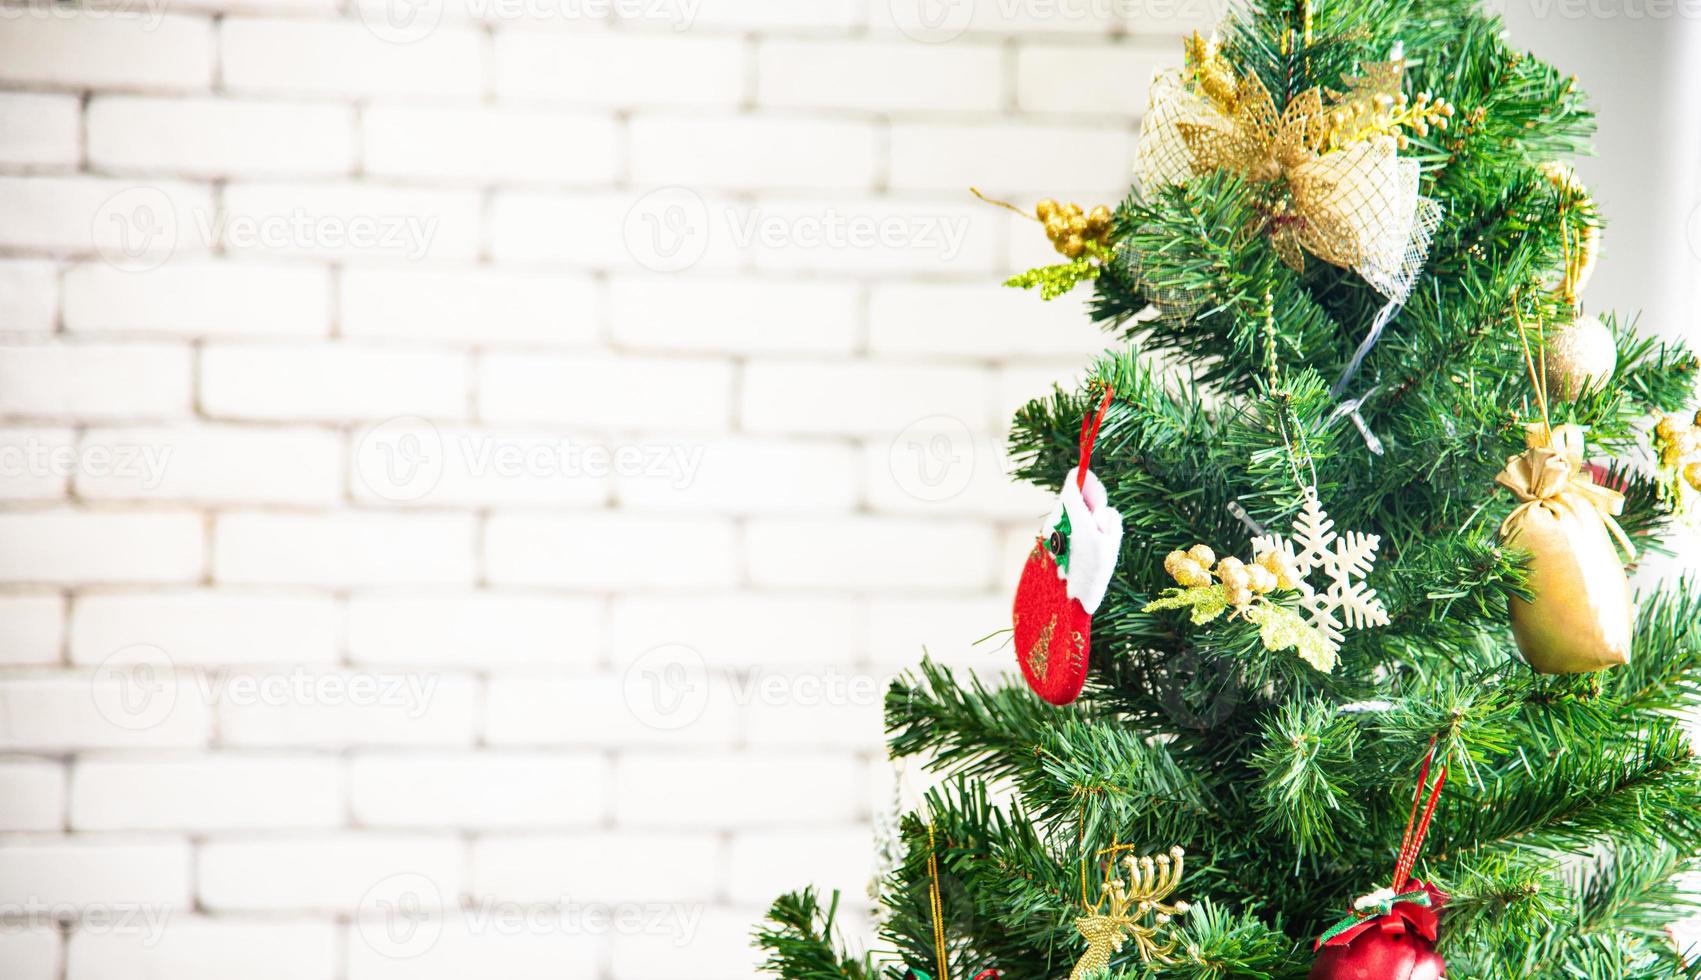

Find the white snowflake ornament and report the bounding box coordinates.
[1252,489,1390,660]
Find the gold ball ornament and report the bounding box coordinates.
[1543,313,1616,399]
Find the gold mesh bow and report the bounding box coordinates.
[1136,34,1445,303]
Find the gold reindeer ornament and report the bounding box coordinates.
[1069,845,1191,980]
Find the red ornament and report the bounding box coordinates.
[1012,388,1122,706]
[1013,541,1093,704]
[1311,742,1451,980]
[1309,881,1447,980]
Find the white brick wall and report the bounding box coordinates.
[0,5,1146,978]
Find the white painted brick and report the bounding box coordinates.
[350,751,609,829]
[350,424,613,508]
[998,359,1087,421]
[478,352,732,429]
[609,907,761,980]
[863,428,1056,518]
[742,196,1003,274]
[347,921,604,980]
[629,115,878,191]
[70,754,342,830]
[871,0,1124,34]
[63,260,331,337]
[482,670,741,747]
[222,19,484,98]
[76,424,342,504]
[607,595,860,668]
[68,919,338,980]
[0,176,213,259]
[0,510,203,585]
[174,0,337,12]
[0,838,192,906]
[669,0,862,29]
[613,435,858,515]
[869,282,1109,356]
[484,514,737,588]
[615,751,863,827]
[495,31,744,107]
[341,267,599,345]
[0,595,65,664]
[215,669,479,748]
[0,261,59,333]
[218,182,480,262]
[756,39,1001,112]
[0,93,80,168]
[890,121,1135,193]
[88,97,353,178]
[745,516,995,591]
[487,188,746,270]
[0,760,63,830]
[0,341,192,420]
[0,670,212,749]
[201,343,466,421]
[725,826,872,905]
[0,15,214,91]
[347,593,602,667]
[214,512,477,587]
[867,595,1008,670]
[473,831,719,903]
[0,929,58,980]
[999,521,1042,593]
[742,360,993,435]
[363,104,619,184]
[198,834,464,911]
[1017,43,1171,115]
[742,663,885,747]
[1124,0,1220,35]
[607,275,858,354]
[0,426,75,499]
[70,591,339,666]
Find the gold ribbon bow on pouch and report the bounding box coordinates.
[1136,34,1446,304]
[1495,423,1635,674]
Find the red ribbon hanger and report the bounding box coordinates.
[1077,386,1115,491]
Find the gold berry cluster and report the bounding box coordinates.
[1326,87,1456,153]
[1163,544,1300,608]
[1037,199,1113,259]
[1655,410,1701,490]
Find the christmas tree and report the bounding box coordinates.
[756,0,1701,977]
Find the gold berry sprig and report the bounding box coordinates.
[1655,409,1701,491]
[1325,85,1456,153]
[1162,544,1299,608]
[1037,199,1114,259]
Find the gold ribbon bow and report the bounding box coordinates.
[1136,34,1444,304]
[1496,423,1636,559]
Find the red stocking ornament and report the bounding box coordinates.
[1012,388,1122,705]
[1311,742,1449,980]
